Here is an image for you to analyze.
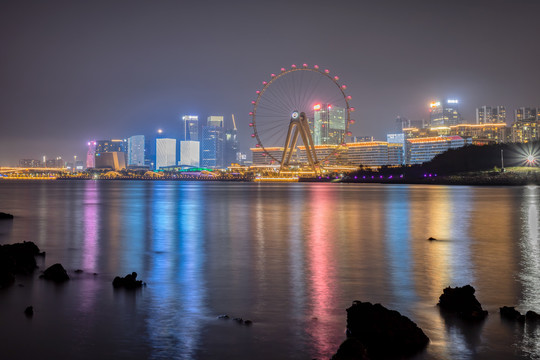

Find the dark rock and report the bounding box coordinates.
[437,285,488,320]
[0,212,14,220]
[233,317,244,324]
[344,301,429,359]
[500,306,524,322]
[24,306,33,317]
[244,320,253,326]
[428,237,437,241]
[0,241,42,288]
[218,315,230,320]
[41,263,70,282]
[331,337,370,360]
[0,270,15,289]
[526,310,540,322]
[112,272,143,289]
[74,269,83,274]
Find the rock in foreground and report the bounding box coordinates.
[500,306,524,322]
[41,263,70,282]
[0,241,41,288]
[113,272,143,289]
[343,300,429,359]
[0,212,14,220]
[438,285,487,320]
[331,337,370,360]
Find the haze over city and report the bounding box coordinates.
[1,0,540,166]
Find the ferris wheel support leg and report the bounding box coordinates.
[299,114,320,175]
[287,128,300,164]
[298,124,318,175]
[280,121,296,174]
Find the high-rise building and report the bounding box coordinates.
[127,135,145,166]
[476,106,506,124]
[19,159,42,167]
[311,104,346,145]
[207,116,224,128]
[225,129,239,166]
[515,107,539,122]
[201,126,224,168]
[156,138,176,170]
[180,141,200,167]
[86,141,97,168]
[182,115,199,141]
[429,99,462,127]
[95,152,126,170]
[95,139,126,153]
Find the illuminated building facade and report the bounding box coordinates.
[225,128,239,166]
[429,99,462,127]
[311,104,346,145]
[511,120,540,143]
[297,145,345,165]
[347,142,390,166]
[86,141,97,168]
[127,135,145,166]
[182,115,199,141]
[251,147,285,165]
[476,106,506,124]
[156,138,176,170]
[207,115,224,128]
[201,126,224,168]
[515,107,539,122]
[406,135,471,164]
[95,152,126,170]
[180,141,200,167]
[18,159,42,167]
[450,124,507,144]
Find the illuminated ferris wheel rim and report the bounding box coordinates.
[249,64,355,164]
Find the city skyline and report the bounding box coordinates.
[1,0,540,166]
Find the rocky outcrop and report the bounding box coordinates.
[0,212,14,220]
[340,301,429,359]
[0,241,41,288]
[526,310,540,322]
[24,306,34,317]
[112,272,143,289]
[41,263,70,282]
[438,285,488,320]
[500,306,525,322]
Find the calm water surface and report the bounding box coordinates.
[1,181,539,359]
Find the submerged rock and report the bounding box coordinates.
[341,300,429,359]
[438,285,488,320]
[41,263,70,282]
[112,272,143,289]
[500,306,524,322]
[24,306,34,317]
[0,212,14,220]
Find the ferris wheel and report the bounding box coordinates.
[249,64,355,168]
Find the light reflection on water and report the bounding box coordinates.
[0,181,540,359]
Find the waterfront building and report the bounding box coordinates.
[127,135,145,166]
[18,159,42,167]
[182,115,199,141]
[429,99,462,127]
[207,116,224,128]
[511,120,540,143]
[225,128,239,166]
[251,147,285,166]
[156,138,176,170]
[406,135,471,164]
[45,157,64,168]
[346,142,389,166]
[95,139,126,153]
[476,106,506,124]
[180,141,200,167]
[201,126,224,168]
[311,104,346,145]
[515,107,539,122]
[450,123,507,144]
[86,141,97,168]
[95,152,126,170]
[297,144,345,165]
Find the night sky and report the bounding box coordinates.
[1,0,539,166]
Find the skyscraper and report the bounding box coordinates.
[127,135,145,166]
[86,141,97,168]
[476,106,506,124]
[180,141,200,167]
[225,115,239,166]
[156,138,176,170]
[182,115,199,141]
[515,107,539,122]
[311,104,346,145]
[207,116,224,127]
[429,99,462,126]
[201,126,224,168]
